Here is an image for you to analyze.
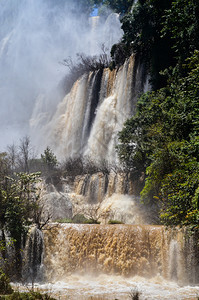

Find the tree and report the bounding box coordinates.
[0,269,13,295]
[0,157,45,279]
[75,203,101,224]
[0,152,11,261]
[115,0,199,89]
[3,172,42,278]
[41,146,58,172]
[18,136,35,173]
[6,144,18,174]
[7,139,42,174]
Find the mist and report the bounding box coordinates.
[0,0,122,151]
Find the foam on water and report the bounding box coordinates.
[13,274,199,299]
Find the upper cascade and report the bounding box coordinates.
[30,56,147,164]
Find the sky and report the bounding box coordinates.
[91,7,98,16]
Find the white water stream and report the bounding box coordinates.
[14,275,199,299]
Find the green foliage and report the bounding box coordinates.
[84,219,100,224]
[55,218,73,223]
[110,42,131,67]
[118,51,199,227]
[0,270,13,295]
[71,214,87,224]
[4,172,41,241]
[56,215,100,224]
[0,291,56,300]
[162,0,199,66]
[0,165,42,277]
[72,214,100,224]
[108,219,124,224]
[115,0,199,89]
[117,0,174,89]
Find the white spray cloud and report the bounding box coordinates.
[0,0,123,151]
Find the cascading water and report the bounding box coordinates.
[20,224,199,300]
[43,225,198,283]
[23,226,44,284]
[31,55,146,164]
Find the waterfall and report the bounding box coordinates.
[2,3,198,300]
[19,224,199,299]
[31,56,146,163]
[23,226,44,284]
[168,240,181,281]
[42,224,198,284]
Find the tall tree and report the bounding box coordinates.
[18,136,34,173]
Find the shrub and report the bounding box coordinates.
[110,42,132,68]
[61,156,112,178]
[55,215,100,224]
[62,45,111,93]
[72,214,90,224]
[0,291,56,299]
[84,219,100,224]
[129,289,141,300]
[108,220,124,224]
[55,218,73,223]
[0,270,13,295]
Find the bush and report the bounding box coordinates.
[0,271,13,295]
[61,156,112,178]
[108,220,124,224]
[0,291,56,299]
[110,42,132,68]
[129,289,141,300]
[62,46,111,93]
[84,219,100,224]
[55,215,100,224]
[72,214,99,224]
[55,218,73,223]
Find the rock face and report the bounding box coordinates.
[40,182,73,222]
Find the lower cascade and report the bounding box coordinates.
[22,223,199,299]
[21,171,199,299]
[43,224,198,284]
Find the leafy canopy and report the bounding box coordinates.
[118,51,199,228]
